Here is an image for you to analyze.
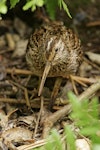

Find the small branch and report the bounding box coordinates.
[33,97,44,138]
[0,98,25,104]
[17,139,46,150]
[24,88,31,107]
[5,33,15,50]
[42,104,71,138]
[6,68,34,75]
[86,20,100,27]
[42,81,100,138]
[0,97,49,108]
[83,57,100,71]
[78,80,100,102]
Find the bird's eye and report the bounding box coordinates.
[55,49,58,52]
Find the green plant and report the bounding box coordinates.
[0,0,7,14]
[68,92,100,145]
[23,0,44,12]
[32,92,100,150]
[0,0,71,19]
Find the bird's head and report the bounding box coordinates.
[44,37,67,65]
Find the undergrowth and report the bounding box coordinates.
[0,0,71,19]
[34,92,100,150]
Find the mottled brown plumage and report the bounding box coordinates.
[26,22,83,96]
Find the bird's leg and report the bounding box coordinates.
[49,77,62,110]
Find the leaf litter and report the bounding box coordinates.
[0,2,100,149]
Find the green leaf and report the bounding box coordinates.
[61,0,72,18]
[44,0,58,20]
[67,91,81,112]
[45,129,63,150]
[68,91,100,145]
[89,97,99,119]
[0,3,7,14]
[81,126,100,135]
[58,0,62,9]
[36,0,44,7]
[23,0,44,11]
[45,136,55,150]
[23,0,34,11]
[51,129,63,150]
[64,126,76,150]
[31,5,36,11]
[10,0,20,8]
[58,0,72,18]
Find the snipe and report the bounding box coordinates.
[26,22,83,96]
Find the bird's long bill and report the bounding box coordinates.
[38,62,51,96]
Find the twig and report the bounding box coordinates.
[70,76,78,95]
[86,20,100,27]
[7,108,18,118]
[33,97,44,138]
[0,98,25,104]
[17,139,46,150]
[84,57,100,71]
[5,33,15,50]
[10,80,30,106]
[70,75,96,84]
[0,97,49,108]
[6,68,33,75]
[42,80,100,138]
[0,49,14,54]
[42,104,71,138]
[78,80,100,101]
[24,88,31,107]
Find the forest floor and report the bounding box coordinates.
[0,1,100,149]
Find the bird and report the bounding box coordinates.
[26,22,83,97]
